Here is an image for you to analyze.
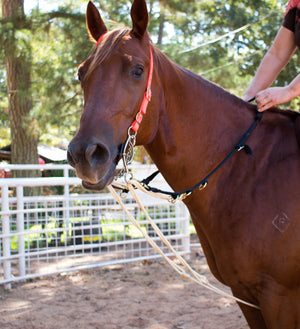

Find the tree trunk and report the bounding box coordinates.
[2,0,40,194]
[157,13,165,46]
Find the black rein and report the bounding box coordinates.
[135,111,263,202]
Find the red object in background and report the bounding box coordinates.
[39,158,45,165]
[5,171,11,178]
[0,170,11,178]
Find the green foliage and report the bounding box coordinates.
[25,7,91,141]
[1,1,91,145]
[9,216,147,250]
[155,0,290,95]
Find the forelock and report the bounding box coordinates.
[84,28,130,82]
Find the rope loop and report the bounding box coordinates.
[108,183,260,310]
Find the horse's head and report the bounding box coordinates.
[67,0,157,190]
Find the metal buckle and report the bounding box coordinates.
[169,191,192,204]
[236,145,245,152]
[199,181,207,190]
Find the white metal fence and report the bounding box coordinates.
[0,164,190,288]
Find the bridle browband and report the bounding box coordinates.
[95,33,263,203]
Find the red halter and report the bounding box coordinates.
[130,46,153,132]
[95,33,153,134]
[95,32,107,48]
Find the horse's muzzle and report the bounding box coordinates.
[67,138,119,190]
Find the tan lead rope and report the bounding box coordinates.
[107,184,260,310]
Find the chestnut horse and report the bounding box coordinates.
[67,1,300,328]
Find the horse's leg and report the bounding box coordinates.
[231,288,267,329]
[234,282,300,329]
[258,286,300,329]
[190,214,226,284]
[237,303,267,329]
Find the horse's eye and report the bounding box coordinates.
[130,65,144,79]
[77,71,82,82]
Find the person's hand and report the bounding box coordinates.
[255,86,293,112]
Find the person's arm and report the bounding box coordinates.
[243,27,297,110]
[255,74,300,112]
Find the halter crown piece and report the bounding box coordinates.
[95,33,106,48]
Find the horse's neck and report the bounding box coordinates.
[146,53,255,193]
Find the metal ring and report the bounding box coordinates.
[127,127,137,138]
[120,190,129,199]
[124,172,133,184]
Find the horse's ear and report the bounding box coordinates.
[86,1,108,42]
[130,0,148,39]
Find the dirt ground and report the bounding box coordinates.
[0,246,249,329]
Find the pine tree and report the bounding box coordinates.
[2,0,39,166]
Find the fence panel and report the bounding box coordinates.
[0,164,190,287]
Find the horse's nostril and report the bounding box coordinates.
[85,143,110,168]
